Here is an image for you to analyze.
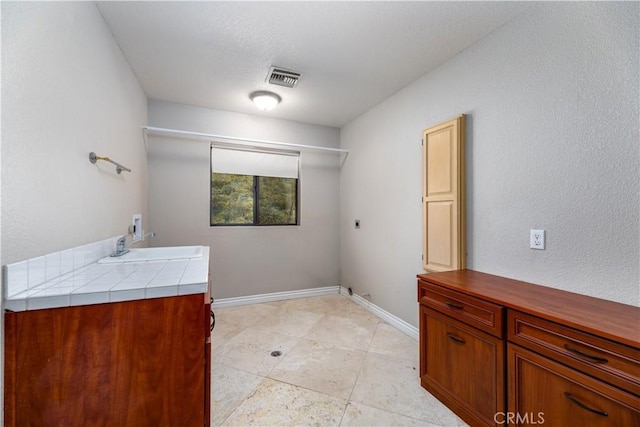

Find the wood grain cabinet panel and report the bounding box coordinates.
[4,294,210,427]
[422,115,466,273]
[418,270,640,427]
[419,279,503,338]
[508,310,640,396]
[508,345,639,426]
[420,306,504,427]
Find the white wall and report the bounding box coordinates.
[340,1,639,327]
[1,2,149,266]
[1,2,149,424]
[147,101,340,299]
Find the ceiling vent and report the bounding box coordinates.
[267,66,301,88]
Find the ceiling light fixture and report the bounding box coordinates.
[250,91,281,111]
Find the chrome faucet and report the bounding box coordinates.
[141,232,156,240]
[110,231,156,257]
[111,236,130,258]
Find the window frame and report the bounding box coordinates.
[255,175,300,227]
[210,173,300,227]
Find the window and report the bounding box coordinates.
[210,145,299,226]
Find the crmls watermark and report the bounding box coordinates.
[494,412,545,424]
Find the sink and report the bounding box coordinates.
[98,246,204,264]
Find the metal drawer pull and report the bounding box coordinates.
[445,301,464,310]
[564,344,608,364]
[564,392,608,417]
[446,333,466,344]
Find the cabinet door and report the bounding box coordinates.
[420,306,504,427]
[422,115,466,272]
[508,344,640,426]
[4,295,206,427]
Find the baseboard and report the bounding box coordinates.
[210,285,419,341]
[339,286,419,341]
[211,286,340,309]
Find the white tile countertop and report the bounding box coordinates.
[4,246,210,312]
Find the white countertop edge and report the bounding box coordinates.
[5,281,208,312]
[4,247,209,312]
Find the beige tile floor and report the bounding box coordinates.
[211,294,469,427]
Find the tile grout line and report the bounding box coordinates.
[215,375,268,427]
[216,298,366,426]
[211,294,459,426]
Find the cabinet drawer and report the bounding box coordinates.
[421,306,504,427]
[508,344,640,426]
[508,310,640,396]
[418,279,504,338]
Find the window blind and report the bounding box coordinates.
[210,146,299,179]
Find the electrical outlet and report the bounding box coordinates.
[133,214,142,241]
[530,229,545,250]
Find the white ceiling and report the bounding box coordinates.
[97,1,534,128]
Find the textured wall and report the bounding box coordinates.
[1,3,149,423]
[340,2,639,327]
[147,101,340,299]
[1,2,148,266]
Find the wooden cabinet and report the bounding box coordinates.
[508,310,640,397]
[508,345,639,426]
[418,279,503,337]
[418,270,640,427]
[422,115,466,273]
[420,306,504,426]
[4,292,211,427]
[418,279,505,426]
[507,310,639,426]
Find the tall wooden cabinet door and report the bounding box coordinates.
[421,307,504,426]
[508,345,640,426]
[422,115,466,272]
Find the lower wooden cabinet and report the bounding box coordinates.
[420,306,504,427]
[418,270,640,427]
[508,345,639,426]
[4,293,211,427]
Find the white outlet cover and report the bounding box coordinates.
[530,229,545,250]
[133,214,142,240]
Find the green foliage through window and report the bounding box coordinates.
[211,173,298,226]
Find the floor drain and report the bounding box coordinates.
[270,350,282,357]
